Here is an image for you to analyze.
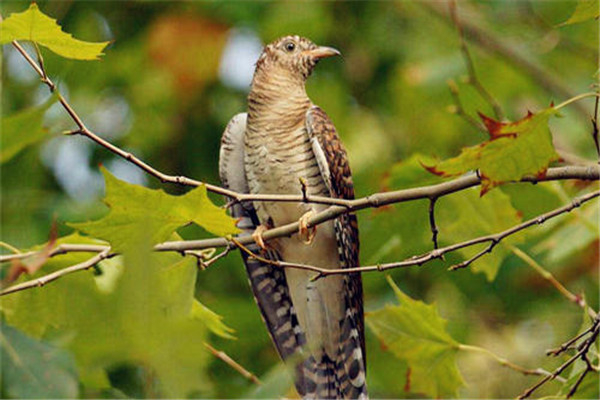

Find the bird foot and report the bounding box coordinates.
[252,225,269,251]
[298,210,317,244]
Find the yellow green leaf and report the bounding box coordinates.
[1,231,225,397]
[425,108,560,195]
[192,300,236,339]
[1,93,58,163]
[366,276,464,398]
[559,0,599,26]
[438,187,523,281]
[69,167,238,252]
[0,3,109,60]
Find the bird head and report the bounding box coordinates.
[254,35,341,82]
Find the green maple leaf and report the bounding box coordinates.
[438,187,523,281]
[424,108,560,195]
[0,3,109,60]
[70,167,238,252]
[1,232,234,397]
[379,155,522,280]
[366,276,465,398]
[1,94,58,163]
[559,0,599,26]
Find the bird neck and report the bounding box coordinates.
[247,66,311,122]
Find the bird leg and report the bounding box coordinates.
[252,225,269,251]
[298,210,317,244]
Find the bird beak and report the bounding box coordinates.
[305,46,341,60]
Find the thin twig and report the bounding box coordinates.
[519,316,600,399]
[0,241,22,255]
[0,244,109,263]
[12,40,598,215]
[203,342,262,385]
[156,166,600,254]
[449,0,504,120]
[0,249,112,296]
[547,327,596,356]
[230,238,316,274]
[509,245,590,313]
[204,189,600,278]
[424,1,590,119]
[428,197,441,250]
[592,92,600,160]
[198,246,232,270]
[446,78,487,132]
[11,39,352,209]
[3,187,598,294]
[458,344,561,380]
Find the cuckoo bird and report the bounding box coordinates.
[219,35,367,399]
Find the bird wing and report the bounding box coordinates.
[305,106,367,398]
[219,113,307,362]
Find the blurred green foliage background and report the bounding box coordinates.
[1,0,598,398]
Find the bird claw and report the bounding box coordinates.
[252,225,268,251]
[299,211,317,244]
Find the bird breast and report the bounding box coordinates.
[244,115,328,227]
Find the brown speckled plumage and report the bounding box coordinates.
[219,35,367,399]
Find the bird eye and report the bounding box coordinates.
[284,42,296,52]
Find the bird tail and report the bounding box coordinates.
[296,345,367,399]
[236,209,367,399]
[294,284,368,400]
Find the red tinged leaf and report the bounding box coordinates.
[404,367,412,393]
[2,222,58,285]
[478,112,506,138]
[420,160,450,177]
[424,108,560,195]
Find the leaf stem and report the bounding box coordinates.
[508,245,589,312]
[0,241,22,255]
[555,92,600,111]
[458,343,559,379]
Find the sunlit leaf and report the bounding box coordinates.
[424,108,560,195]
[192,300,236,339]
[438,187,523,280]
[70,167,238,252]
[0,323,79,399]
[1,231,222,397]
[0,94,58,163]
[559,0,599,26]
[0,3,110,60]
[366,276,464,398]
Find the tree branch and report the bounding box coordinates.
[155,166,599,254]
[3,185,597,295]
[0,243,109,263]
[509,245,593,316]
[0,249,112,296]
[10,40,353,209]
[428,197,441,250]
[592,91,600,160]
[203,342,261,385]
[458,344,561,380]
[518,315,600,399]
